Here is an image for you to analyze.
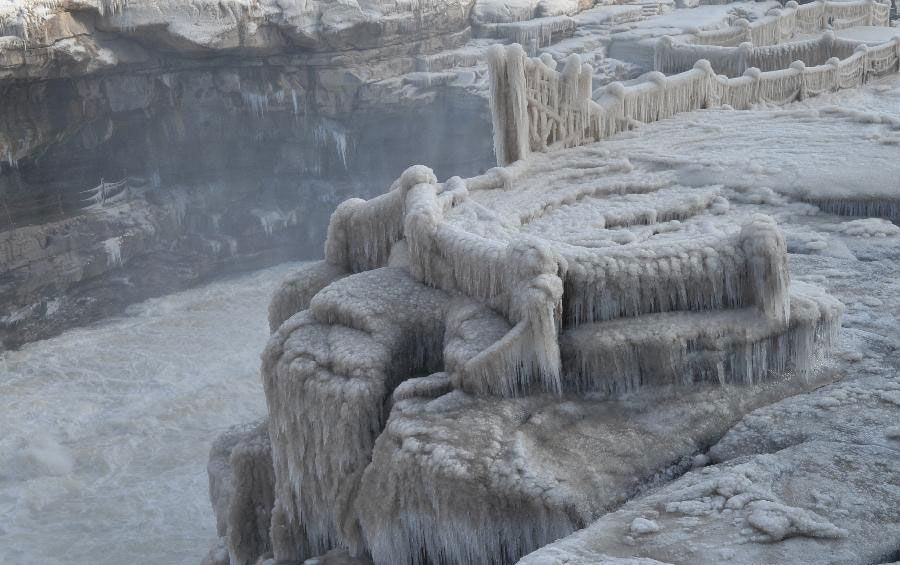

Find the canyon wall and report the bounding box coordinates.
[0,0,494,348]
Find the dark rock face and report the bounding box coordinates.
[0,3,494,349]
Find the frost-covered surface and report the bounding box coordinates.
[0,262,300,565]
[518,441,898,563]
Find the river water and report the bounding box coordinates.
[0,263,301,565]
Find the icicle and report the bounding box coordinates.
[242,92,270,117]
[103,237,123,267]
[561,282,842,394]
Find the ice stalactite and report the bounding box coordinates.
[487,44,532,166]
[357,397,581,565]
[103,237,123,267]
[562,282,842,394]
[98,0,128,16]
[242,92,270,117]
[806,198,900,222]
[417,46,487,72]
[315,119,352,170]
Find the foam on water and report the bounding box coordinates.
[0,262,304,565]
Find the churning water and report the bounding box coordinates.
[0,263,302,565]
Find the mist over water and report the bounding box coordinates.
[0,262,302,565]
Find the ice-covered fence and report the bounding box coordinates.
[655,32,873,76]
[657,0,893,75]
[692,0,890,48]
[489,36,900,165]
[487,46,594,164]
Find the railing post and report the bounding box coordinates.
[487,44,530,166]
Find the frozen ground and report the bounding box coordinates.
[0,263,302,565]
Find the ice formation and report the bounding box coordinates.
[198,24,872,562]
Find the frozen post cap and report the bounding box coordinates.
[605,81,626,98]
[561,53,582,77]
[398,165,437,190]
[734,18,750,27]
[539,52,557,70]
[785,0,799,8]
[790,60,806,72]
[826,56,841,66]
[743,66,762,79]
[693,59,713,74]
[645,71,667,86]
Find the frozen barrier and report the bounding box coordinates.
[655,0,892,74]
[655,32,869,76]
[488,36,900,164]
[691,0,890,48]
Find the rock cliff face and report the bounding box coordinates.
[0,0,494,348]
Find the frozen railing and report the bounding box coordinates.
[488,36,900,165]
[692,0,890,48]
[658,0,892,75]
[324,165,566,393]
[655,31,881,76]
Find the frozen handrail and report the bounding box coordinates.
[488,37,900,165]
[692,0,890,48]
